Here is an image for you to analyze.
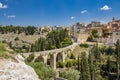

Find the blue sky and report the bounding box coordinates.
[0,0,120,26]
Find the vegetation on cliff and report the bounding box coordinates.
[31,29,73,52]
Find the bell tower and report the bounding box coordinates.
[112,17,115,22]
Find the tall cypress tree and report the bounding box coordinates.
[107,56,111,80]
[91,42,102,80]
[78,55,80,71]
[115,39,120,80]
[81,52,91,80]
[88,50,95,80]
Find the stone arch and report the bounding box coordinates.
[34,54,44,63]
[56,52,64,62]
[47,53,52,65]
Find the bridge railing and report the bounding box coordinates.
[20,43,78,55]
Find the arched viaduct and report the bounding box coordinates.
[22,43,77,69]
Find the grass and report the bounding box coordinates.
[0,42,9,58]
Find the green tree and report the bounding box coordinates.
[102,29,109,38]
[91,43,103,80]
[78,55,80,71]
[27,62,56,80]
[25,26,36,35]
[57,60,65,68]
[106,46,114,55]
[88,50,95,80]
[31,29,72,52]
[60,69,80,80]
[107,56,111,80]
[79,43,89,48]
[87,34,94,42]
[115,39,120,80]
[14,37,19,41]
[9,41,12,48]
[70,53,75,59]
[26,53,35,62]
[80,52,91,80]
[92,42,101,61]
[31,44,35,52]
[91,29,98,38]
[35,55,44,63]
[65,60,73,67]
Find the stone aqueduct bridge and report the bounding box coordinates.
[22,43,78,69]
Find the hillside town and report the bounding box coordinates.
[1,17,120,48]
[0,0,120,80]
[0,17,120,80]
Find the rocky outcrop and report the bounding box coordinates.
[0,55,40,80]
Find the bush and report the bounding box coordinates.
[26,62,56,80]
[51,45,56,49]
[87,35,94,42]
[26,53,35,62]
[70,53,76,59]
[79,43,89,48]
[66,60,72,67]
[65,60,77,68]
[0,42,9,58]
[35,55,44,62]
[91,29,98,38]
[14,37,19,41]
[72,59,78,66]
[60,68,80,80]
[60,37,73,47]
[57,60,65,68]
[47,58,50,65]
[31,29,72,52]
[2,40,7,43]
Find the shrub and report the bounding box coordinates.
[0,42,9,58]
[57,60,65,68]
[65,60,73,67]
[79,43,89,48]
[26,53,35,62]
[26,62,56,80]
[47,58,50,65]
[14,37,19,41]
[35,55,44,62]
[2,40,7,43]
[51,45,56,49]
[70,53,76,59]
[65,59,77,68]
[60,68,80,80]
[91,29,98,38]
[60,37,73,47]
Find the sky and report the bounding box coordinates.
[0,0,120,26]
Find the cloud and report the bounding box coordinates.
[0,2,8,8]
[81,10,87,14]
[8,15,16,18]
[71,16,75,19]
[100,5,111,11]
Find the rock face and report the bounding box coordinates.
[0,55,40,80]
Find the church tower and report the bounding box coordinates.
[112,17,115,22]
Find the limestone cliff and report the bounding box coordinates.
[0,54,40,80]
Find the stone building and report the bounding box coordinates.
[91,21,101,27]
[107,17,120,31]
[108,30,120,45]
